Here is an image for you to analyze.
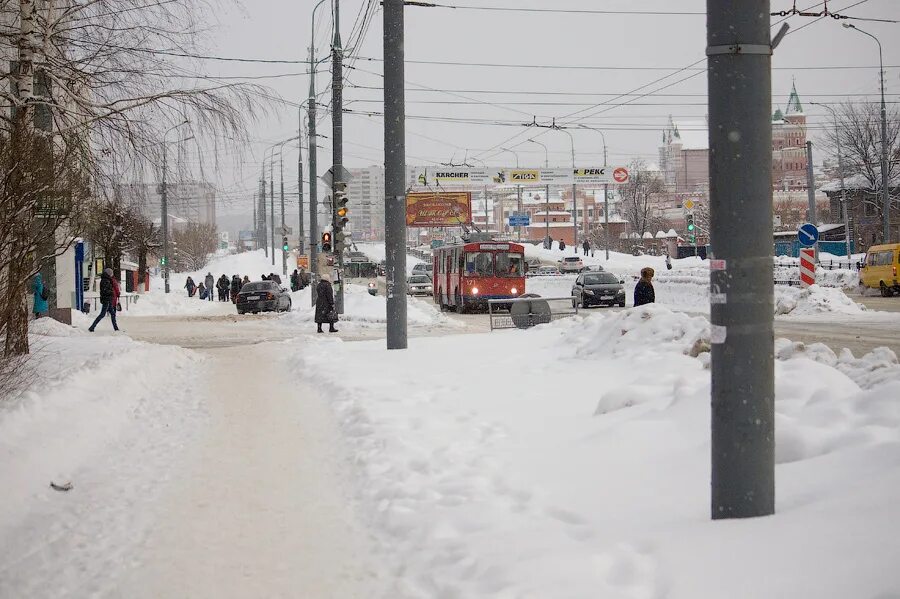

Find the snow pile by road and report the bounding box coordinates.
[774,255,859,289]
[356,242,424,276]
[0,324,207,597]
[293,308,900,598]
[285,283,462,329]
[775,284,866,316]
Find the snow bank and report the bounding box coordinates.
[356,242,424,276]
[291,308,900,598]
[285,283,462,329]
[775,284,866,316]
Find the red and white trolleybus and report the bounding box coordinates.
[432,241,526,312]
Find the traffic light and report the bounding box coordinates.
[160,257,166,266]
[685,213,696,242]
[333,181,349,253]
[321,231,332,253]
[282,236,289,252]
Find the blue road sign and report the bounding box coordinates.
[508,216,530,227]
[797,222,819,247]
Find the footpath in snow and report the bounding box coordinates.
[290,305,900,599]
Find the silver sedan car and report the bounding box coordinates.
[407,274,433,296]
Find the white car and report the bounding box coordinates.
[407,274,433,296]
[558,256,585,273]
[534,265,562,277]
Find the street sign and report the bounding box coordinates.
[508,215,530,227]
[321,165,354,189]
[613,167,630,183]
[278,226,293,235]
[799,248,816,287]
[683,199,695,210]
[797,222,819,247]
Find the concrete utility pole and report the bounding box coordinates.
[309,0,327,306]
[269,155,275,267]
[332,0,345,313]
[279,148,287,276]
[260,169,268,258]
[554,126,577,251]
[707,0,775,519]
[160,120,188,293]
[298,116,305,263]
[843,24,890,243]
[384,0,407,350]
[813,102,852,258]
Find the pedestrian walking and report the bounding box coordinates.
[89,268,120,332]
[558,239,566,252]
[242,275,250,286]
[204,272,214,301]
[231,274,242,303]
[290,269,300,292]
[314,274,338,333]
[32,272,49,319]
[582,240,590,256]
[197,282,208,300]
[185,276,196,297]
[665,253,673,271]
[633,267,656,307]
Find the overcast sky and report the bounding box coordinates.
[185,0,899,217]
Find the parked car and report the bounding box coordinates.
[236,281,292,314]
[411,262,433,277]
[558,256,585,273]
[571,271,626,308]
[583,264,605,272]
[530,265,561,277]
[407,274,433,296]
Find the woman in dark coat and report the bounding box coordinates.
[314,274,338,333]
[633,267,656,307]
[230,275,242,303]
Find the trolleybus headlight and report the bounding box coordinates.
[472,287,479,295]
[511,287,518,294]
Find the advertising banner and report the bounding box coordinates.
[573,166,630,185]
[503,168,573,185]
[406,191,473,227]
[413,168,498,187]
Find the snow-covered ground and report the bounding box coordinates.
[4,247,899,597]
[291,305,900,598]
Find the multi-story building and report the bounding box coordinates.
[346,165,385,241]
[116,181,217,229]
[658,83,809,193]
[772,83,809,191]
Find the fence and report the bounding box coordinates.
[488,296,578,331]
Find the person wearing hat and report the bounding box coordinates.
[314,273,338,333]
[88,268,120,332]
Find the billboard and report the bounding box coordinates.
[412,166,631,187]
[414,168,498,187]
[406,192,472,227]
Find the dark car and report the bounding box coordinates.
[236,281,292,314]
[572,271,626,308]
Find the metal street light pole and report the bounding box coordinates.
[501,147,521,240]
[527,138,551,248]
[298,111,305,264]
[813,102,852,258]
[309,0,328,305]
[160,119,189,294]
[553,126,577,252]
[844,23,891,244]
[580,125,610,259]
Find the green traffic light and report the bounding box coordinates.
[687,223,695,231]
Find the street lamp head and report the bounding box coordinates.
[842,23,854,29]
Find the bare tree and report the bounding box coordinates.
[126,217,161,291]
[819,102,900,216]
[0,0,264,357]
[173,222,217,272]
[620,159,667,237]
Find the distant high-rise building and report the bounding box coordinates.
[116,181,217,229]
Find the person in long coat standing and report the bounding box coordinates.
[32,273,49,318]
[314,274,338,333]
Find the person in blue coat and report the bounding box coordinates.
[32,273,49,318]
